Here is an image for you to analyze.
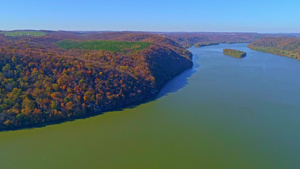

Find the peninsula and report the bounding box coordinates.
[0,31,193,130]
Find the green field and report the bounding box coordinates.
[0,31,46,36]
[56,40,153,52]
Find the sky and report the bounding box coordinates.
[0,0,299,33]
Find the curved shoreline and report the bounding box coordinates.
[0,53,193,132]
[247,37,300,60]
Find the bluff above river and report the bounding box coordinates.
[0,31,193,130]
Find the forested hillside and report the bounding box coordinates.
[0,31,193,130]
[247,37,300,60]
[159,32,295,48]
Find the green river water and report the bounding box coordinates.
[1,43,300,169]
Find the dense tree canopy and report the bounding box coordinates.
[223,49,246,58]
[247,37,300,60]
[0,31,193,130]
[194,42,219,47]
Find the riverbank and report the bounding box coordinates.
[0,32,193,131]
[247,37,300,60]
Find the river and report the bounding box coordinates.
[1,43,300,169]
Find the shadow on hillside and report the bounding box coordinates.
[126,53,200,108]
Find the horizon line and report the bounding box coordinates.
[0,29,300,34]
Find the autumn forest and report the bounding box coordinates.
[0,31,299,131]
[0,31,193,130]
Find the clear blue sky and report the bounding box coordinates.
[0,0,299,33]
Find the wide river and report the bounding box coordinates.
[1,43,300,169]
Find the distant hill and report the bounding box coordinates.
[158,32,296,48]
[247,37,300,60]
[0,30,46,37]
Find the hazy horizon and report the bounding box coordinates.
[1,29,299,34]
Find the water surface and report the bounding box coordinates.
[1,43,300,169]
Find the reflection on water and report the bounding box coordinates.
[155,53,200,98]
